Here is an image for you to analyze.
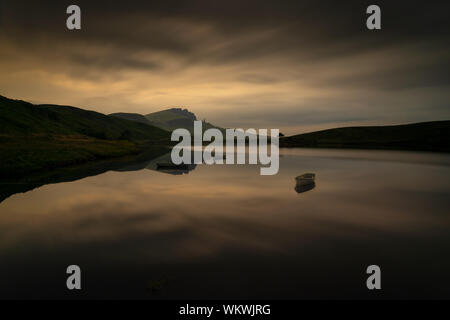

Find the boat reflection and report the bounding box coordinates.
[295,182,315,194]
[294,173,316,194]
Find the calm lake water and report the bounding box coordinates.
[0,148,450,299]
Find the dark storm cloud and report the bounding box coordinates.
[0,0,449,132]
[2,0,449,68]
[68,52,161,71]
[313,47,450,91]
[237,74,281,84]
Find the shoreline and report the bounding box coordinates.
[0,134,171,178]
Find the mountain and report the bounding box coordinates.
[0,95,170,176]
[109,112,153,126]
[145,108,221,133]
[110,107,222,133]
[0,95,169,141]
[280,121,450,152]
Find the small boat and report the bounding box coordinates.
[295,173,315,185]
[295,173,316,194]
[156,163,191,170]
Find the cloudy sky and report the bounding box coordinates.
[0,0,449,134]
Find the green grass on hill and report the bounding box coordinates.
[0,95,171,177]
[0,95,169,141]
[109,112,153,125]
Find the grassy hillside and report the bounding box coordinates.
[280,121,450,152]
[109,112,153,126]
[145,108,221,133]
[0,95,171,176]
[0,95,169,141]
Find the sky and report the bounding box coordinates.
[0,0,449,134]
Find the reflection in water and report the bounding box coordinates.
[0,146,171,203]
[155,165,197,175]
[0,148,449,299]
[146,152,197,175]
[295,173,316,194]
[295,182,316,194]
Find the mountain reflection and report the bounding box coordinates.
[0,146,171,203]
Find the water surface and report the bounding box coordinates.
[0,148,449,299]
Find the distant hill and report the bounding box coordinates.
[109,112,153,126]
[110,107,222,133]
[280,121,450,152]
[145,108,221,133]
[0,95,170,176]
[0,95,169,141]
